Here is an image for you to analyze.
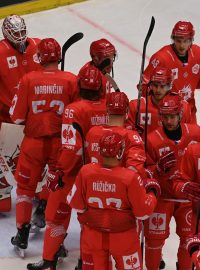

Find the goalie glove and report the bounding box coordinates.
[157,151,176,174]
[46,170,64,192]
[181,182,200,201]
[143,178,161,198]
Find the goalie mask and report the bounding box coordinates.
[2,14,27,53]
[99,131,125,160]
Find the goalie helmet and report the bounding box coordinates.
[106,92,129,115]
[90,38,116,65]
[150,67,174,88]
[2,14,27,52]
[78,65,102,91]
[171,21,195,39]
[159,95,183,115]
[99,131,125,160]
[37,38,61,65]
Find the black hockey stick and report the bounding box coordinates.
[135,16,155,128]
[61,32,84,71]
[72,122,86,165]
[192,202,200,270]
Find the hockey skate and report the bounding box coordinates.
[27,259,57,270]
[11,223,31,258]
[56,244,68,264]
[75,258,82,270]
[30,199,47,233]
[159,258,166,269]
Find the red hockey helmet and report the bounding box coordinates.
[78,65,102,91]
[90,38,116,65]
[37,38,61,65]
[99,131,125,160]
[2,14,27,52]
[171,21,195,39]
[150,67,174,88]
[106,92,129,115]
[159,95,183,115]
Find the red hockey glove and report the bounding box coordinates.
[186,234,200,256]
[143,178,161,198]
[181,182,200,201]
[157,151,176,174]
[46,170,64,192]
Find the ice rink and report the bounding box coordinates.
[1,0,200,269]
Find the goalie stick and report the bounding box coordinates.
[61,32,84,71]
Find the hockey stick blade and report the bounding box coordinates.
[61,32,84,71]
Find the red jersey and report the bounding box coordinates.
[143,44,200,118]
[127,93,192,135]
[58,99,108,183]
[86,125,146,177]
[0,38,42,109]
[81,62,112,97]
[67,163,157,231]
[146,123,200,198]
[10,70,78,137]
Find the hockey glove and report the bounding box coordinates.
[143,178,161,198]
[157,151,176,174]
[47,170,64,192]
[186,234,200,256]
[181,182,200,201]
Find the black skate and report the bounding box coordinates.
[30,199,47,233]
[55,244,68,264]
[11,223,31,258]
[27,259,56,270]
[159,258,166,269]
[75,258,82,270]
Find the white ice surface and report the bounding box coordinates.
[1,0,200,269]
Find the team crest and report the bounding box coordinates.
[159,146,170,156]
[7,56,18,68]
[62,124,76,145]
[123,252,140,269]
[192,64,200,74]
[149,213,166,231]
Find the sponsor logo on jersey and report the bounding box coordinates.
[62,124,76,146]
[149,213,166,231]
[33,53,40,63]
[123,252,140,269]
[140,113,151,125]
[7,56,18,68]
[171,68,178,80]
[192,64,200,74]
[179,85,192,101]
[158,147,170,156]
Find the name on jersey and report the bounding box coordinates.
[34,85,64,95]
[91,115,109,126]
[93,181,116,193]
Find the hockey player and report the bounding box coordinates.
[141,21,200,123]
[9,38,78,256]
[144,94,200,270]
[127,67,192,136]
[86,91,146,178]
[0,14,42,213]
[27,65,108,270]
[82,38,117,97]
[67,131,160,270]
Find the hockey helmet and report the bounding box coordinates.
[171,21,195,39]
[37,38,61,65]
[106,92,129,115]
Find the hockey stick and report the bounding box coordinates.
[135,16,155,128]
[192,202,200,270]
[72,122,86,165]
[61,32,84,71]
[134,16,155,262]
